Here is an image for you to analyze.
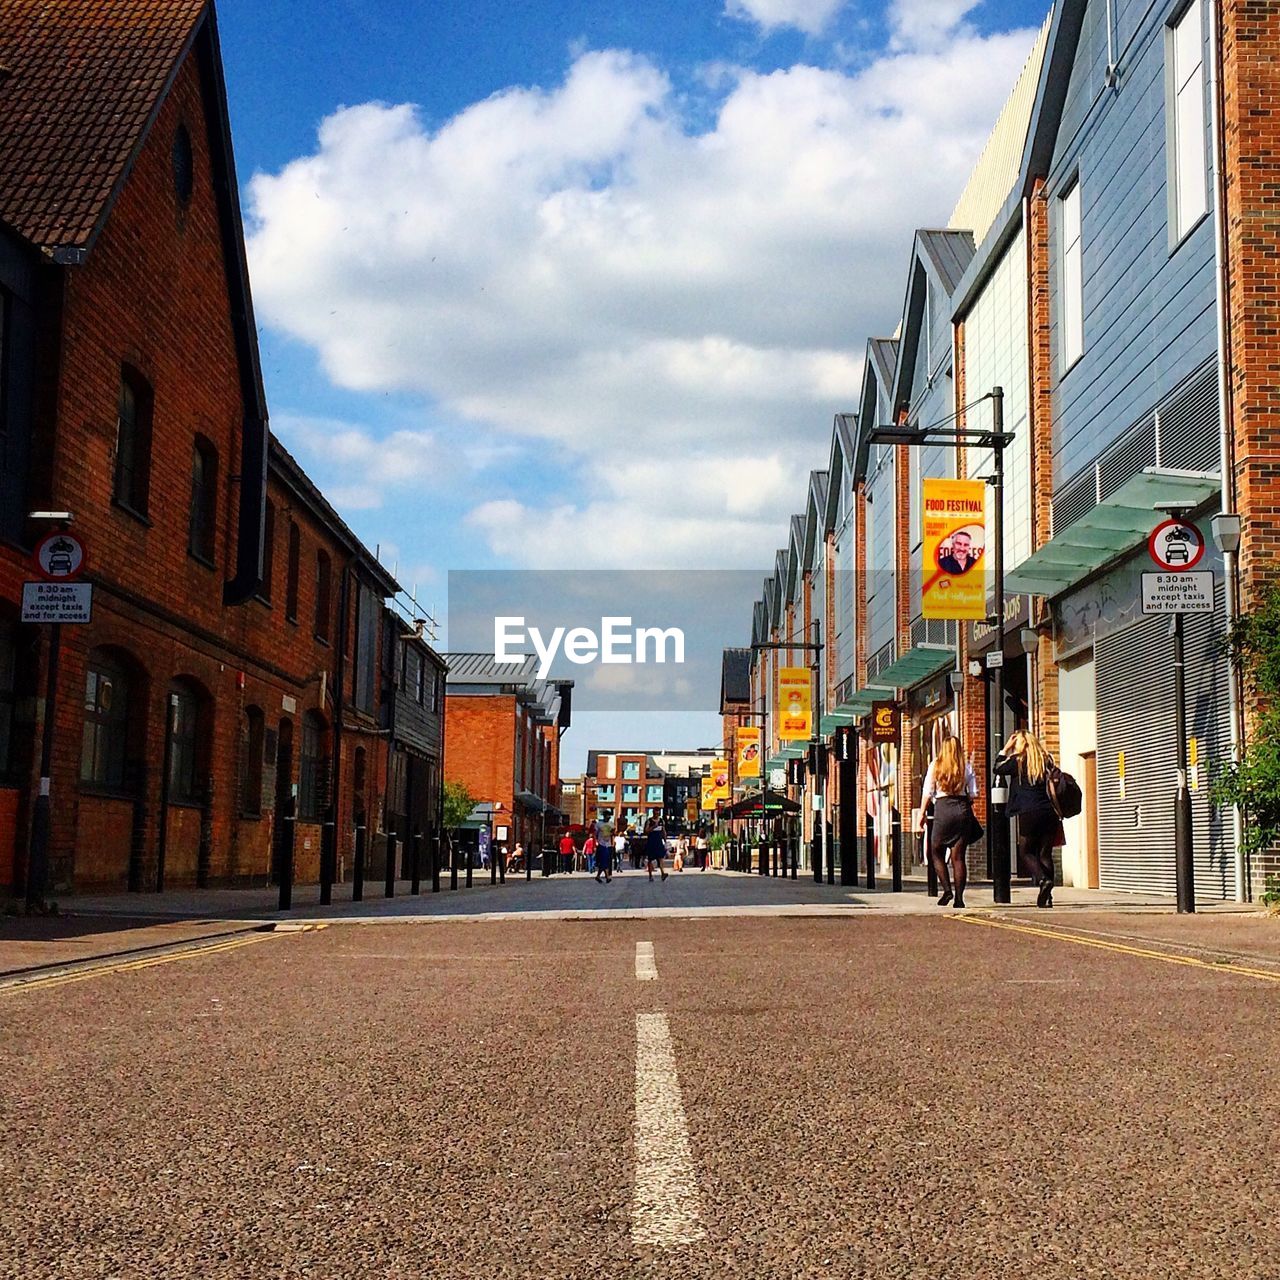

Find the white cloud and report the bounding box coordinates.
[888,0,981,51]
[724,0,846,36]
[248,27,1040,568]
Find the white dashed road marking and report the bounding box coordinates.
[632,1011,704,1249]
[635,940,657,981]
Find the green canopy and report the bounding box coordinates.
[861,645,954,694]
[1006,470,1220,598]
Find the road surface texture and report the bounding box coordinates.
[2,893,1276,1278]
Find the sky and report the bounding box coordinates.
[217,0,1048,770]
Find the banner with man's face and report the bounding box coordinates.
[922,478,987,621]
[735,726,761,779]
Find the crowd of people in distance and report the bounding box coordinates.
[556,820,713,883]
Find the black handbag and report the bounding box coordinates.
[965,796,985,844]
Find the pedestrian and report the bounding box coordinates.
[509,842,523,874]
[918,735,980,909]
[613,828,628,876]
[645,819,668,882]
[994,729,1064,908]
[695,830,709,870]
[558,830,574,875]
[674,834,687,872]
[595,831,614,883]
[583,832,597,877]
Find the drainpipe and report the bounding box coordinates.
[1206,0,1247,901]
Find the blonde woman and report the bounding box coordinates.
[919,736,980,909]
[994,729,1063,908]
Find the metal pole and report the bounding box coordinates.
[385,827,397,898]
[864,751,876,891]
[891,805,903,893]
[431,830,441,893]
[1173,612,1196,913]
[411,827,422,895]
[449,832,459,890]
[322,569,350,907]
[278,793,296,911]
[353,821,366,901]
[156,690,177,893]
[24,622,61,909]
[989,387,1012,905]
[465,837,473,887]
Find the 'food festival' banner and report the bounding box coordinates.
[921,478,987,621]
[709,758,731,801]
[777,666,813,741]
[735,726,761,779]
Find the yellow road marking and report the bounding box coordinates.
[949,913,1280,984]
[1,932,277,995]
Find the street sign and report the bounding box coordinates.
[986,649,1004,669]
[33,531,87,580]
[22,580,93,624]
[1141,571,1214,615]
[1148,518,1205,571]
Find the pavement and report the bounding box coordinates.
[1,896,1278,1279]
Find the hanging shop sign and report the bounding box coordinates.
[709,759,731,801]
[787,757,805,786]
[735,726,761,779]
[921,478,987,621]
[777,666,813,741]
[870,701,900,743]
[835,725,855,763]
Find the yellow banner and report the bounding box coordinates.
[735,726,761,779]
[700,776,715,811]
[921,478,987,621]
[709,759,731,801]
[777,666,812,741]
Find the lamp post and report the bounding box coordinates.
[869,388,1015,902]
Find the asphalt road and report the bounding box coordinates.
[1,908,1277,1279]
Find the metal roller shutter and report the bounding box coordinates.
[1095,585,1235,899]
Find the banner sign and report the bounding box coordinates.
[787,757,805,786]
[870,701,900,743]
[735,726,761,779]
[700,776,715,811]
[709,758,731,801]
[835,725,855,763]
[777,666,812,741]
[921,478,987,621]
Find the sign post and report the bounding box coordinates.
[1144,515,1210,914]
[23,528,91,907]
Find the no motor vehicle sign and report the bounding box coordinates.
[1141,571,1214,615]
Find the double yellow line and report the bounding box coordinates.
[950,912,1280,984]
[1,930,277,996]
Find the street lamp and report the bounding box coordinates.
[870,388,1016,903]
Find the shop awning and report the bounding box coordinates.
[725,789,801,818]
[818,707,860,735]
[514,790,545,813]
[1006,470,1220,598]
[865,645,954,693]
[780,743,806,759]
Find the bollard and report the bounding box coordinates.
[465,847,473,888]
[353,823,366,902]
[411,828,422,895]
[431,832,441,893]
[450,837,459,890]
[526,844,533,881]
[891,809,903,893]
[490,845,498,885]
[865,813,876,891]
[385,832,397,898]
[277,802,296,912]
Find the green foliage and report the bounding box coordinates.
[709,832,729,851]
[442,780,478,831]
[1261,875,1280,912]
[1213,586,1280,860]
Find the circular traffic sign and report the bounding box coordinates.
[33,531,88,581]
[1148,518,1205,572]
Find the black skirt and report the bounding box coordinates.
[932,795,978,851]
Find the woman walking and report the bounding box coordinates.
[994,729,1064,908]
[918,736,980,909]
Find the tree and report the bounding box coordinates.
[442,780,478,831]
[1214,585,1280,882]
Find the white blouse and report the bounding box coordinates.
[921,759,978,803]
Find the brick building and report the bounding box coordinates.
[583,748,718,834]
[0,0,416,896]
[443,654,571,852]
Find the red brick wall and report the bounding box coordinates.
[444,696,515,816]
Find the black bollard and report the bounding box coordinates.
[385,831,397,898]
[865,812,876,890]
[465,846,473,888]
[353,822,366,902]
[278,799,296,912]
[891,809,903,893]
[450,836,459,890]
[431,832,441,893]
[924,817,937,898]
[411,828,422,895]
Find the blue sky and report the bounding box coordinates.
[216,0,1047,768]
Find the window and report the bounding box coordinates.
[403,646,421,704]
[314,550,332,642]
[0,622,14,778]
[81,654,130,789]
[189,436,217,564]
[597,785,615,803]
[114,367,153,516]
[285,522,300,622]
[1169,0,1207,242]
[646,784,664,804]
[259,500,275,602]
[240,706,264,817]
[167,680,204,804]
[622,760,640,780]
[623,785,640,803]
[1060,180,1083,369]
[299,711,326,819]
[416,653,427,706]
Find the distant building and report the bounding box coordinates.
[558,775,586,827]
[583,748,718,832]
